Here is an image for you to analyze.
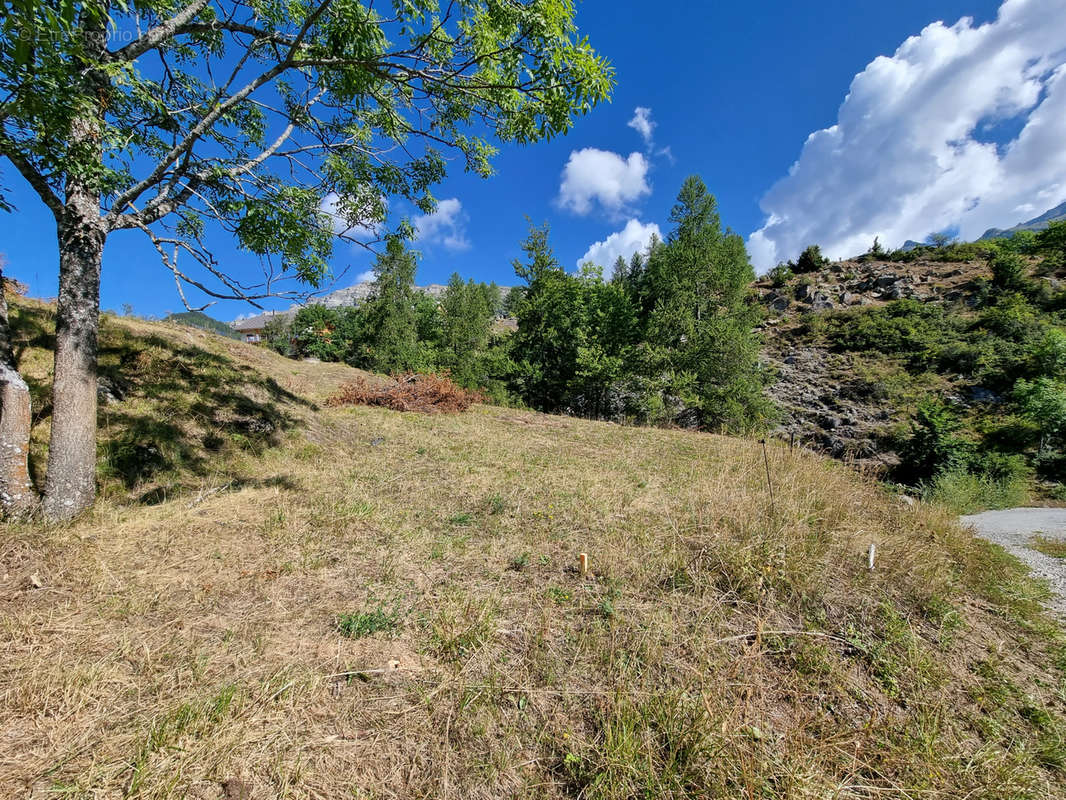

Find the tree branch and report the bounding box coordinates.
[0,133,62,219]
[109,0,212,62]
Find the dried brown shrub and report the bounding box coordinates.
[327,373,484,413]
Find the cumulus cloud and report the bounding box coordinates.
[558,148,651,216]
[319,191,387,240]
[748,0,1066,270]
[578,219,662,271]
[354,269,375,284]
[627,107,656,148]
[413,198,470,251]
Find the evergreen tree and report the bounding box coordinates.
[509,223,588,412]
[643,176,769,430]
[363,238,420,374]
[440,273,495,387]
[571,264,639,417]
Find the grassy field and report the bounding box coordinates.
[3,299,1066,798]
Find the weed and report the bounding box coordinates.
[427,596,497,661]
[547,586,573,604]
[336,601,401,639]
[487,492,506,515]
[1032,535,1066,559]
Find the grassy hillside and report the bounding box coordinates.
[3,300,1066,798]
[163,310,242,340]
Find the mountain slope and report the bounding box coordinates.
[163,310,242,339]
[980,200,1066,239]
[2,298,1066,798]
[756,252,1066,508]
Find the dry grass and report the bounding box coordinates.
[328,373,484,414]
[2,300,1066,799]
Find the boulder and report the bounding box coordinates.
[810,291,834,311]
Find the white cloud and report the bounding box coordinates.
[355,269,375,284]
[627,107,656,148]
[413,197,470,251]
[558,148,651,216]
[578,219,662,271]
[747,0,1066,270]
[320,192,387,240]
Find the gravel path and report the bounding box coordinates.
[961,508,1066,617]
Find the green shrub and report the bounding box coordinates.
[921,468,1028,515]
[969,450,1031,485]
[1036,220,1066,264]
[794,244,829,274]
[767,263,793,287]
[990,252,1032,293]
[896,399,972,485]
[262,316,292,356]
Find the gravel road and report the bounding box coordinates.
[961,508,1066,617]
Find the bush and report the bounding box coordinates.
[969,450,1030,485]
[291,304,344,361]
[767,263,793,287]
[990,251,1031,292]
[262,316,292,356]
[921,468,1028,515]
[896,399,971,485]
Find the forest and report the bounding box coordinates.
[266,175,772,432]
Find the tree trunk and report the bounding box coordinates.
[40,4,109,522]
[41,208,104,522]
[0,270,37,518]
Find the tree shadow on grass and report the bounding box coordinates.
[13,302,312,505]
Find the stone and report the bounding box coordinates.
[97,375,128,405]
[810,291,834,311]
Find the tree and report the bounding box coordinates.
[0,258,33,516]
[0,0,612,519]
[291,305,342,361]
[362,238,419,374]
[1036,221,1066,267]
[793,244,828,274]
[643,176,769,431]
[439,273,494,388]
[569,264,637,417]
[1014,378,1066,456]
[866,237,886,259]
[1003,230,1038,256]
[509,223,586,412]
[262,315,292,356]
[896,399,970,485]
[926,231,955,249]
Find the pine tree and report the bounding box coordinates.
[364,238,420,374]
[509,223,587,412]
[643,176,770,430]
[441,273,494,387]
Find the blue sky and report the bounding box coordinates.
[7,0,1066,321]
